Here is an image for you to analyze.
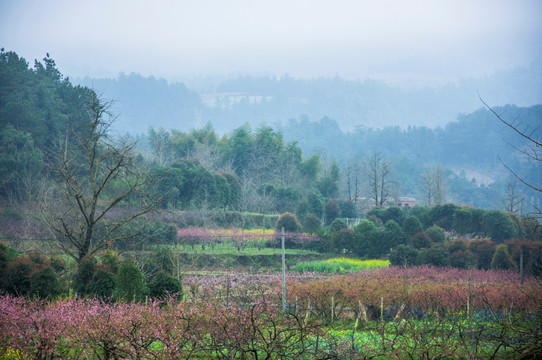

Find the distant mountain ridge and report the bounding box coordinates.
[74,63,541,135]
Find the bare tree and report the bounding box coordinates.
[148,127,174,166]
[344,158,362,205]
[190,142,233,173]
[420,163,448,206]
[502,178,525,214]
[480,96,541,215]
[42,94,158,262]
[366,152,396,207]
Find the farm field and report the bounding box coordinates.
[2,266,540,359]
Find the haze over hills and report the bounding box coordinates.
[74,62,542,135]
[72,65,542,212]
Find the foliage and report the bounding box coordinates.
[389,244,419,267]
[430,203,460,230]
[402,215,423,239]
[491,244,516,270]
[302,213,321,235]
[417,246,449,267]
[148,271,182,299]
[1,264,541,359]
[328,218,347,232]
[275,212,301,232]
[29,266,63,299]
[72,257,97,296]
[324,199,340,225]
[425,225,446,243]
[468,238,496,270]
[115,260,148,302]
[86,266,116,299]
[331,228,356,254]
[483,210,518,243]
[410,232,433,249]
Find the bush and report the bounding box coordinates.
[328,218,347,232]
[73,257,97,296]
[2,257,33,295]
[338,200,357,218]
[417,246,449,267]
[331,228,356,253]
[115,260,147,301]
[99,250,119,274]
[449,250,477,269]
[87,266,116,299]
[410,232,433,249]
[425,225,445,243]
[468,238,496,270]
[483,210,518,243]
[148,271,183,299]
[0,242,17,275]
[491,244,516,270]
[275,212,301,232]
[324,199,341,225]
[302,213,321,235]
[448,238,468,253]
[402,216,423,239]
[29,266,63,299]
[389,244,419,267]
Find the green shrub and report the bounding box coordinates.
[410,232,433,249]
[2,257,33,295]
[417,246,449,267]
[73,257,97,296]
[390,244,419,267]
[99,250,120,274]
[115,260,147,302]
[29,266,63,299]
[303,213,321,235]
[87,266,116,299]
[148,271,183,299]
[275,212,301,232]
[425,225,445,243]
[449,250,477,269]
[491,244,516,270]
[402,216,423,239]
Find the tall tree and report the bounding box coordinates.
[481,97,541,217]
[148,127,174,166]
[420,163,447,206]
[343,158,362,205]
[502,178,525,214]
[366,152,395,207]
[42,94,157,262]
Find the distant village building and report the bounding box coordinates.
[396,196,416,208]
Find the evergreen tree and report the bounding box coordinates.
[491,244,516,270]
[148,271,183,299]
[402,216,423,239]
[115,260,147,302]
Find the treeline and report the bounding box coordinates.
[0,50,96,200]
[0,243,182,301]
[145,124,342,219]
[315,204,542,275]
[278,106,542,209]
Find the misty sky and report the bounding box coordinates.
[1,0,541,83]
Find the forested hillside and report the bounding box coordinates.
[75,64,542,134]
[2,50,540,214]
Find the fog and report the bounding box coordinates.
[1,0,541,84]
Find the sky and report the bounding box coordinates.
[1,0,541,84]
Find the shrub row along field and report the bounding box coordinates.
[1,266,541,359]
